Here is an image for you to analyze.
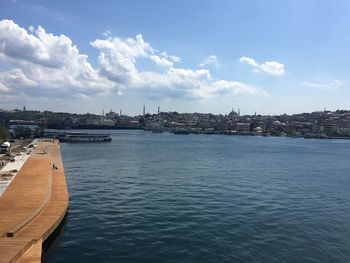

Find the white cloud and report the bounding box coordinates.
[90,34,266,99]
[239,57,258,68]
[90,34,151,84]
[0,19,50,66]
[149,54,174,68]
[0,19,268,103]
[102,30,112,38]
[0,19,116,99]
[240,56,285,76]
[0,82,10,92]
[0,69,37,87]
[260,61,285,76]
[161,51,181,63]
[73,93,90,100]
[301,80,343,90]
[199,55,220,68]
[28,25,34,33]
[194,80,269,99]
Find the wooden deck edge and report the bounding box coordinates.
[42,202,69,242]
[12,206,68,263]
[6,239,38,263]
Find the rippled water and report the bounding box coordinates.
[43,130,350,262]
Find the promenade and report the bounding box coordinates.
[0,140,69,263]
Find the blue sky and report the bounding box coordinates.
[1,0,350,115]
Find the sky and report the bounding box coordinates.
[1,0,350,115]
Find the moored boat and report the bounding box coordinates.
[172,128,190,134]
[152,128,163,133]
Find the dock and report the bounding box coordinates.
[0,139,69,263]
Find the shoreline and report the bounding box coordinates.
[45,127,350,140]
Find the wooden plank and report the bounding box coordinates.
[0,239,35,263]
[18,239,42,263]
[0,140,69,263]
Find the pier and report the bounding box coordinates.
[0,140,69,263]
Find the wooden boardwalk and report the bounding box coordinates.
[0,140,69,263]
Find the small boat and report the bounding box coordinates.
[152,128,163,133]
[172,128,190,134]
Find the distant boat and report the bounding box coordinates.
[152,128,163,133]
[58,132,112,142]
[172,128,190,134]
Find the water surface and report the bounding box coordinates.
[43,130,350,262]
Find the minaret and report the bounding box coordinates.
[158,105,160,115]
[120,109,122,116]
[238,107,240,116]
[143,105,145,117]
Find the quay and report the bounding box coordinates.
[0,139,69,262]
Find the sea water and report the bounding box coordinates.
[43,130,350,262]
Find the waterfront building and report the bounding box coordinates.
[323,123,338,135]
[236,123,251,134]
[79,117,115,127]
[253,126,263,135]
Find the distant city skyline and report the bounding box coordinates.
[1,0,350,115]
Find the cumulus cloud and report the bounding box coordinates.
[90,34,151,84]
[302,80,343,90]
[89,34,266,99]
[102,30,112,38]
[0,19,116,98]
[149,55,174,68]
[161,51,181,63]
[0,19,268,102]
[0,69,36,87]
[0,19,50,66]
[28,25,34,33]
[194,80,269,99]
[199,55,220,68]
[0,82,10,92]
[240,56,285,76]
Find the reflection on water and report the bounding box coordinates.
[42,213,68,260]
